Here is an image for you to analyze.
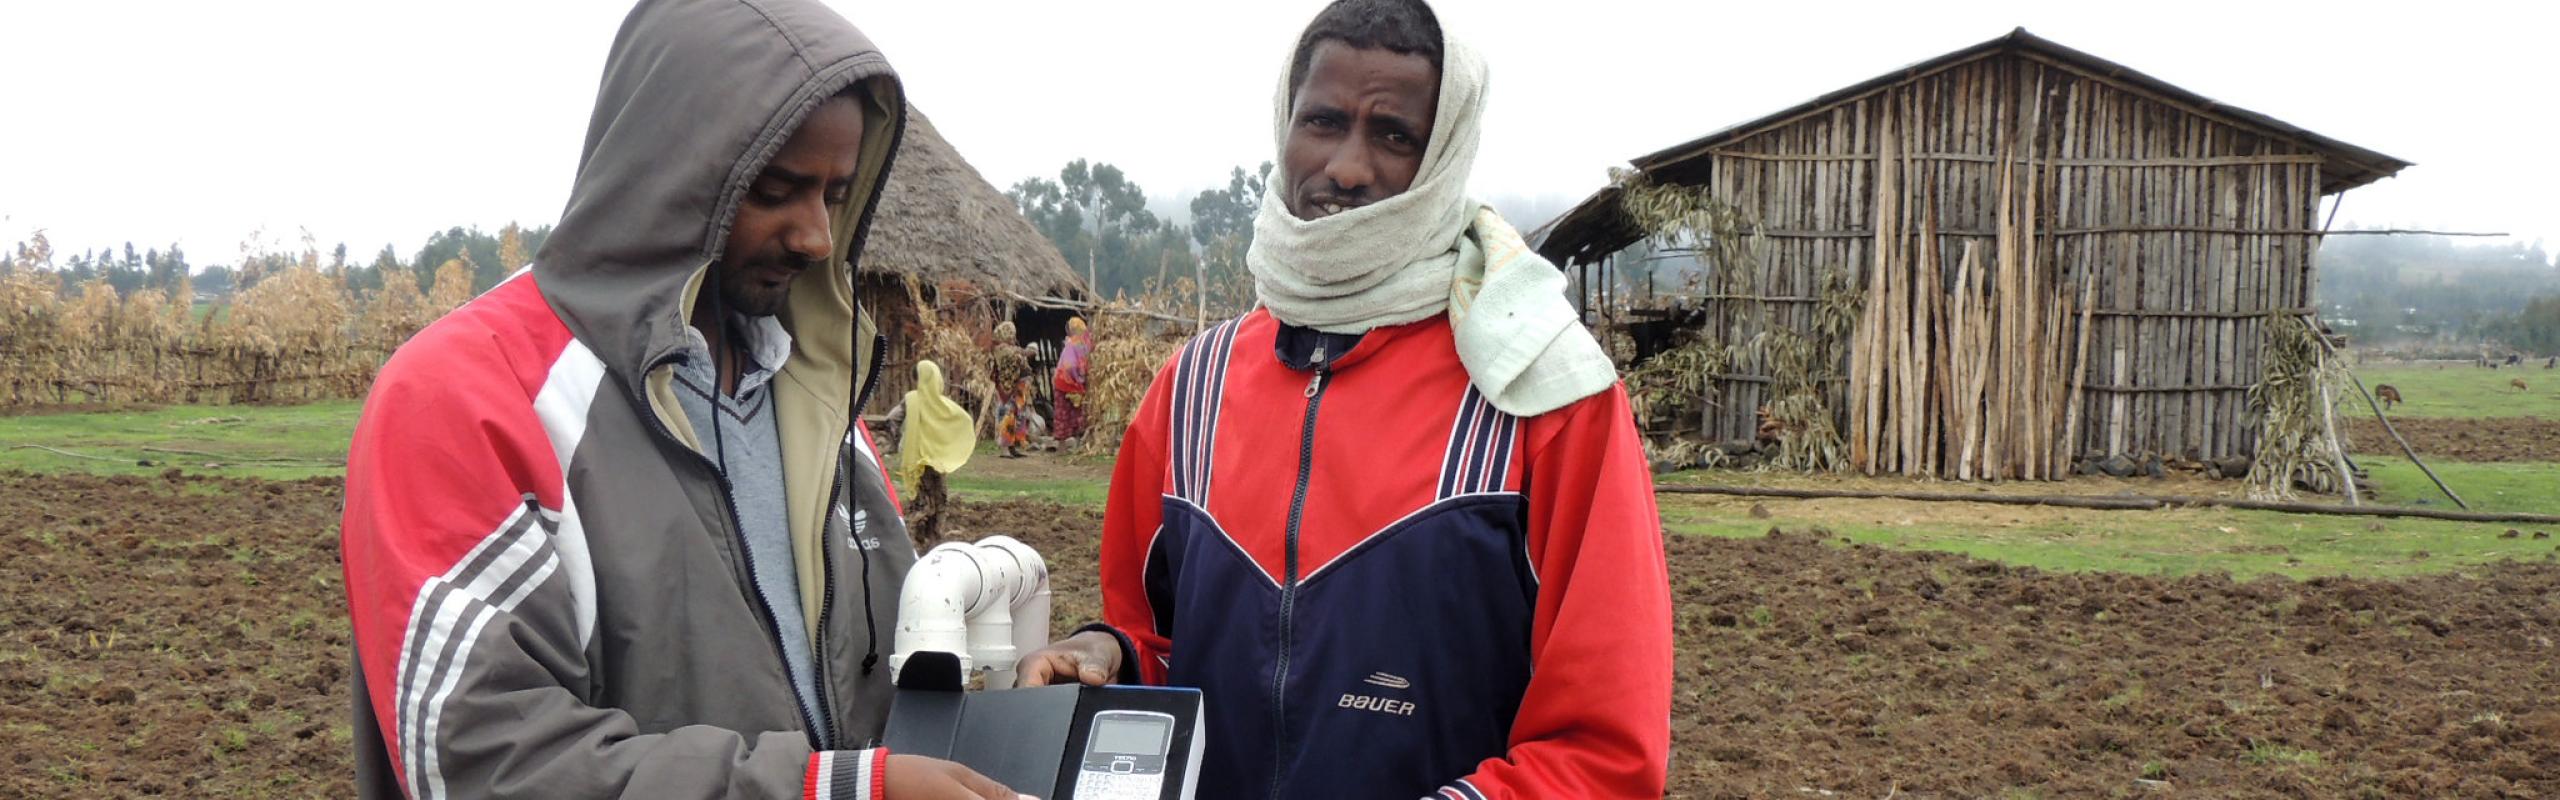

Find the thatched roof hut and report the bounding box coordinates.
[865,107,1083,303]
[859,106,1084,411]
[1535,29,2410,480]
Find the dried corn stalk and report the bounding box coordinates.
[1614,171,1853,471]
[2245,314,2355,500]
[1078,297,1184,455]
[901,276,1000,432]
[0,239,466,407]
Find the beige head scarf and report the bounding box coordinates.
[1245,17,1615,416]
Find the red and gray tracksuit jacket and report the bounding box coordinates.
[1092,309,1674,799]
[339,1,919,797]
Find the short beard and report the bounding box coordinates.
[718,267,793,317]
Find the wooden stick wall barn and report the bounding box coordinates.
[1538,29,2411,481]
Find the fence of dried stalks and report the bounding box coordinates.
[0,260,473,408]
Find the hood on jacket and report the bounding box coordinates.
[534,0,907,412]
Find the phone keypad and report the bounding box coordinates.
[1074,769,1161,799]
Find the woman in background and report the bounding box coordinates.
[1051,316,1092,442]
[896,359,973,547]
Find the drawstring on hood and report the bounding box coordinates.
[534,0,905,393]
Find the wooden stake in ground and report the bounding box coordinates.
[2314,356,2360,505]
[1953,242,1983,481]
[2062,266,2097,473]
[1855,94,1899,475]
[1986,76,2015,480]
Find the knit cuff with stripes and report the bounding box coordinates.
[804,747,887,800]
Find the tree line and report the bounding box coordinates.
[2315,233,2560,355]
[11,154,1267,310]
[1006,159,1271,307]
[1,223,552,301]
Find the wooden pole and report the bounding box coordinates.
[2062,266,2096,473]
[1855,93,1896,475]
[1954,242,1983,481]
[2304,316,2471,510]
[2315,375,2359,505]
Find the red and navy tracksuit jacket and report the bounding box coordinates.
[1093,309,1672,799]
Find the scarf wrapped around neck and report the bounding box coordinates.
[1245,32,1615,417]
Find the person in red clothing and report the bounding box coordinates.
[1051,316,1093,441]
[337,1,1020,798]
[1018,1,1673,797]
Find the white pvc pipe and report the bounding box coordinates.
[963,547,1021,690]
[890,537,1051,690]
[891,543,985,681]
[974,536,1050,689]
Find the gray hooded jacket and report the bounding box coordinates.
[339,1,916,797]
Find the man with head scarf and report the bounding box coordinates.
[339,1,1026,797]
[1018,1,1673,797]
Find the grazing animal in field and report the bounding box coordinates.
[2375,384,2402,409]
[2508,354,2524,366]
[2514,378,2531,392]
[2546,356,2554,369]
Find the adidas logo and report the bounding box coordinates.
[835,503,879,549]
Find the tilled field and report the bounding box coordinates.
[1666,531,2560,798]
[2344,416,2560,463]
[1,472,351,797]
[4,472,2556,798]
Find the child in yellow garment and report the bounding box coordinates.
[897,360,974,546]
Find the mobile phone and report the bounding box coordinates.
[1073,709,1174,800]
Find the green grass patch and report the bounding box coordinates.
[2241,741,2323,766]
[1661,493,2558,580]
[0,402,358,480]
[1662,456,2560,580]
[2360,456,2560,516]
[2344,364,2558,419]
[2102,683,2147,710]
[943,471,1111,507]
[931,441,1113,506]
[1,401,1129,507]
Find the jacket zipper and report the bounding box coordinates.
[630,375,833,749]
[1269,345,1329,800]
[713,464,833,749]
[814,335,890,747]
[811,463,845,746]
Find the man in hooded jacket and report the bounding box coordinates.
[340,1,1024,798]
[1018,0,1673,798]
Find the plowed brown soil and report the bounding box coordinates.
[5,475,2556,798]
[1666,530,2560,799]
[0,471,351,797]
[2344,416,2560,463]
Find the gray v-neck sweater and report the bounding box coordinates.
[673,314,830,744]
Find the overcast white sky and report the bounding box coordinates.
[2,0,2551,265]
